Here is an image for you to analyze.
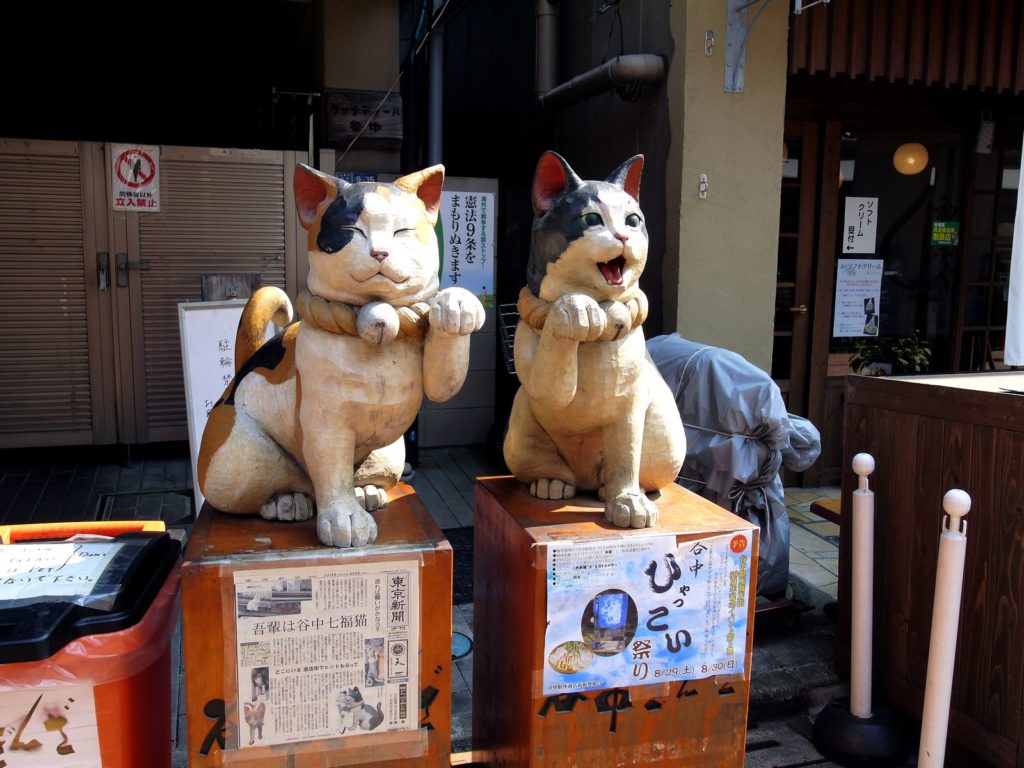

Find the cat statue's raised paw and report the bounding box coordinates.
[199,164,484,547]
[503,151,686,528]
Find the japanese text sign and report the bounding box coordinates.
[842,196,878,254]
[437,190,496,307]
[543,531,752,695]
[111,144,160,212]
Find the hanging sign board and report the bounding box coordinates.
[833,259,884,337]
[325,89,402,150]
[542,531,752,695]
[111,143,160,211]
[842,196,878,254]
[437,186,497,308]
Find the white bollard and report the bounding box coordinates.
[849,452,875,719]
[918,489,971,768]
[812,452,908,766]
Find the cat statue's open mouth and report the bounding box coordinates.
[598,256,627,286]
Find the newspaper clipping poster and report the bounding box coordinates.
[543,531,752,696]
[233,561,420,748]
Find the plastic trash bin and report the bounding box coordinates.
[0,522,181,768]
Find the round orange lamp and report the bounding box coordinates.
[893,142,929,175]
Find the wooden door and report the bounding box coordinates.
[0,140,118,448]
[108,146,300,443]
[772,122,819,413]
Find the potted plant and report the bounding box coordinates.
[850,331,932,376]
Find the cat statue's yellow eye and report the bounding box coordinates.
[625,214,641,227]
[583,212,603,227]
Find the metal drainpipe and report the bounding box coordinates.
[427,0,444,166]
[536,0,560,99]
[540,54,665,112]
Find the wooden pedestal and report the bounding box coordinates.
[182,484,452,767]
[472,478,758,768]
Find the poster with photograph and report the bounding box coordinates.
[543,531,752,696]
[832,259,884,337]
[233,561,419,748]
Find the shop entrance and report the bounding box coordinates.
[0,140,302,448]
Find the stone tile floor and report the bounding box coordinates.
[783,487,842,600]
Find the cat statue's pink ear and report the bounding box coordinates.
[294,164,344,230]
[395,165,445,226]
[532,151,583,215]
[606,155,644,203]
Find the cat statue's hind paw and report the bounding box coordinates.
[529,478,577,500]
[259,492,314,522]
[355,485,388,512]
[606,491,659,529]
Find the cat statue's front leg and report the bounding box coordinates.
[301,422,377,548]
[602,386,659,529]
[423,287,486,402]
[520,293,606,408]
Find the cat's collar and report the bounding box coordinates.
[516,287,648,338]
[296,290,430,339]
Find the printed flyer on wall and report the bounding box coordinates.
[543,531,752,695]
[833,258,884,337]
[233,561,419,748]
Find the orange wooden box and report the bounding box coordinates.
[472,478,758,768]
[181,484,452,767]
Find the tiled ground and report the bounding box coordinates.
[783,487,842,600]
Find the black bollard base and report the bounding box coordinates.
[812,697,910,768]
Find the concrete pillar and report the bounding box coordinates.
[663,0,789,373]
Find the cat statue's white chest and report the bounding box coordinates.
[296,325,424,447]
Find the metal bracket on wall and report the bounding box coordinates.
[724,0,751,92]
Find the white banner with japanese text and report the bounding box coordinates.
[543,531,752,695]
[233,561,419,748]
[438,190,496,307]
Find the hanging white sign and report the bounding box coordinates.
[111,143,161,212]
[842,196,878,254]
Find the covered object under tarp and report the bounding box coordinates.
[647,334,821,597]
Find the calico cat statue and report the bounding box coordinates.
[504,151,686,528]
[199,164,485,547]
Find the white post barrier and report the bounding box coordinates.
[812,452,909,766]
[850,453,875,719]
[918,489,971,768]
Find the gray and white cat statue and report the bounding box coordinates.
[504,151,686,528]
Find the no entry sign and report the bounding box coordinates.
[111,143,161,211]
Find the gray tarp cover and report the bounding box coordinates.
[647,334,821,596]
